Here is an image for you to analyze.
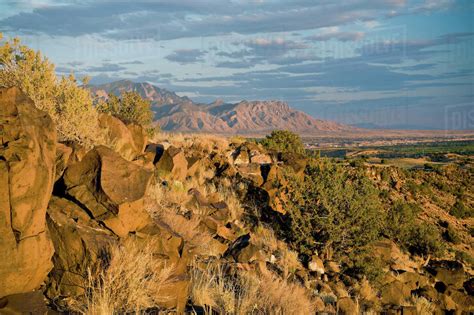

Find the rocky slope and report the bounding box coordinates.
[1,87,472,314]
[90,80,353,134]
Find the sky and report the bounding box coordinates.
[0,0,473,129]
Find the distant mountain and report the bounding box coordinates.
[89,79,191,107]
[89,80,355,134]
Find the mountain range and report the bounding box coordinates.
[89,80,353,134]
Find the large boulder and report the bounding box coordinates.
[45,197,117,302]
[63,146,153,237]
[98,113,146,161]
[155,146,188,181]
[0,87,55,297]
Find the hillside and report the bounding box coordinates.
[90,80,353,134]
[1,87,473,314]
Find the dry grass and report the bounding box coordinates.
[190,259,315,315]
[251,225,302,278]
[72,239,175,314]
[413,295,435,315]
[146,182,222,256]
[152,132,230,154]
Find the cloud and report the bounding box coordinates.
[214,37,309,68]
[84,63,127,72]
[118,60,144,65]
[356,32,474,64]
[165,49,206,64]
[307,31,365,42]
[0,0,456,40]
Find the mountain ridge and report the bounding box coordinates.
[89,80,355,134]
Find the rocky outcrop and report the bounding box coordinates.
[62,146,153,237]
[98,113,147,161]
[0,87,56,297]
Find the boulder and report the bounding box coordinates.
[0,291,48,315]
[426,260,466,288]
[278,152,307,176]
[0,87,55,297]
[63,146,153,237]
[126,123,147,154]
[54,143,72,181]
[372,239,417,272]
[380,280,411,306]
[155,146,188,181]
[98,113,146,161]
[236,163,264,186]
[45,197,117,300]
[232,148,249,165]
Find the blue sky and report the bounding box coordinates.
[1,0,473,129]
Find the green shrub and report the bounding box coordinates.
[345,249,384,283]
[0,34,103,147]
[450,200,473,219]
[283,159,384,257]
[260,130,305,154]
[386,202,421,240]
[443,225,461,244]
[97,91,154,132]
[455,250,474,265]
[404,223,444,256]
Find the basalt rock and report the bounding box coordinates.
[54,143,72,182]
[155,146,188,181]
[45,197,117,301]
[0,87,55,297]
[98,113,146,161]
[63,146,153,237]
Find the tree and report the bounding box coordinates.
[260,130,305,154]
[97,91,155,134]
[0,33,103,147]
[283,159,384,257]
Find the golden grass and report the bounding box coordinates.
[251,225,302,278]
[190,259,315,315]
[72,239,175,314]
[152,132,230,154]
[413,295,435,315]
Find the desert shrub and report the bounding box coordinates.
[283,159,384,258]
[260,130,305,154]
[404,223,444,256]
[97,91,154,129]
[455,250,474,266]
[345,249,384,283]
[73,239,174,314]
[0,34,103,147]
[349,158,365,168]
[443,225,461,244]
[386,202,443,256]
[385,202,421,240]
[450,200,473,219]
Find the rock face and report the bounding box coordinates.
[0,87,56,297]
[63,146,153,237]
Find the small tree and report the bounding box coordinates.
[284,159,384,257]
[261,130,305,155]
[97,91,154,131]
